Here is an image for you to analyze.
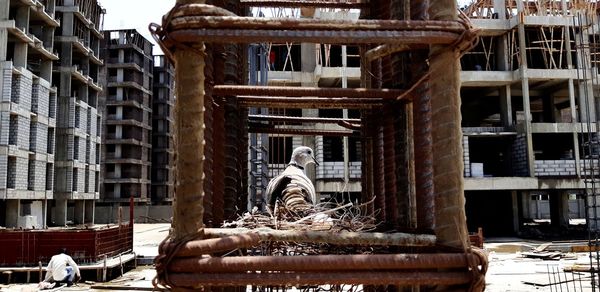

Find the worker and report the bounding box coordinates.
[43,248,81,287]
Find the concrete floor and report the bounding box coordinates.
[0,224,597,291]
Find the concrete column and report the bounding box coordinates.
[499,85,513,127]
[0,29,7,61]
[74,199,84,224]
[13,43,28,68]
[0,0,9,20]
[493,0,506,19]
[549,190,570,227]
[15,6,29,33]
[40,60,53,82]
[516,1,535,176]
[84,200,94,223]
[43,199,47,228]
[54,198,68,226]
[5,199,19,228]
[302,107,318,192]
[511,191,520,233]
[574,25,596,122]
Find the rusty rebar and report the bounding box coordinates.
[237,96,385,109]
[203,43,215,227]
[168,16,466,33]
[213,85,407,100]
[240,0,368,9]
[169,29,460,45]
[411,0,435,232]
[383,106,399,228]
[169,253,479,273]
[168,271,472,287]
[211,44,226,227]
[174,233,261,257]
[202,228,436,246]
[249,114,361,124]
[248,127,355,137]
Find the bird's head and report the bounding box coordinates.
[289,146,319,167]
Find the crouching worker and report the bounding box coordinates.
[43,248,81,287]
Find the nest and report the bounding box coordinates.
[223,198,379,233]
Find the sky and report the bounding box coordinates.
[98,0,175,55]
[97,0,473,55]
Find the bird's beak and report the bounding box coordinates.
[311,154,319,166]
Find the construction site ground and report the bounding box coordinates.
[0,224,596,291]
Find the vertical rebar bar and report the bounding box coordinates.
[429,0,469,248]
[204,43,215,227]
[410,0,434,232]
[172,0,207,240]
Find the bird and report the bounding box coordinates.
[265,146,319,212]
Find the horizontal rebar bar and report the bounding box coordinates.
[248,126,356,136]
[202,227,436,246]
[236,96,384,109]
[240,0,368,8]
[168,16,466,33]
[168,271,472,287]
[248,114,362,124]
[169,253,478,272]
[169,29,460,45]
[213,85,406,99]
[174,233,260,257]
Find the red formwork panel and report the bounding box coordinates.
[0,224,133,267]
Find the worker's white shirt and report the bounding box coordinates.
[44,253,80,282]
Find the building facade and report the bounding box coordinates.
[0,0,102,228]
[252,2,600,237]
[0,0,59,228]
[99,29,153,209]
[53,0,103,226]
[151,55,174,204]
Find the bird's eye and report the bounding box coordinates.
[308,150,312,154]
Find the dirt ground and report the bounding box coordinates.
[0,224,597,291]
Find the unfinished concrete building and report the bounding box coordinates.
[242,1,600,239]
[98,29,153,220]
[459,0,600,236]
[151,55,174,204]
[0,0,59,228]
[52,0,103,226]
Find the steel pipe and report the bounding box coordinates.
[169,253,478,273]
[168,271,472,287]
[248,126,356,137]
[202,227,436,246]
[214,85,407,100]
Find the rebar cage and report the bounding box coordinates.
[150,0,486,291]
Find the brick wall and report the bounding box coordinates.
[32,80,50,117]
[534,160,577,176]
[1,65,12,102]
[14,157,28,190]
[11,73,32,110]
[28,160,47,191]
[316,161,362,179]
[10,115,31,150]
[0,112,9,145]
[512,134,529,176]
[463,136,471,177]
[46,163,54,190]
[0,155,7,189]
